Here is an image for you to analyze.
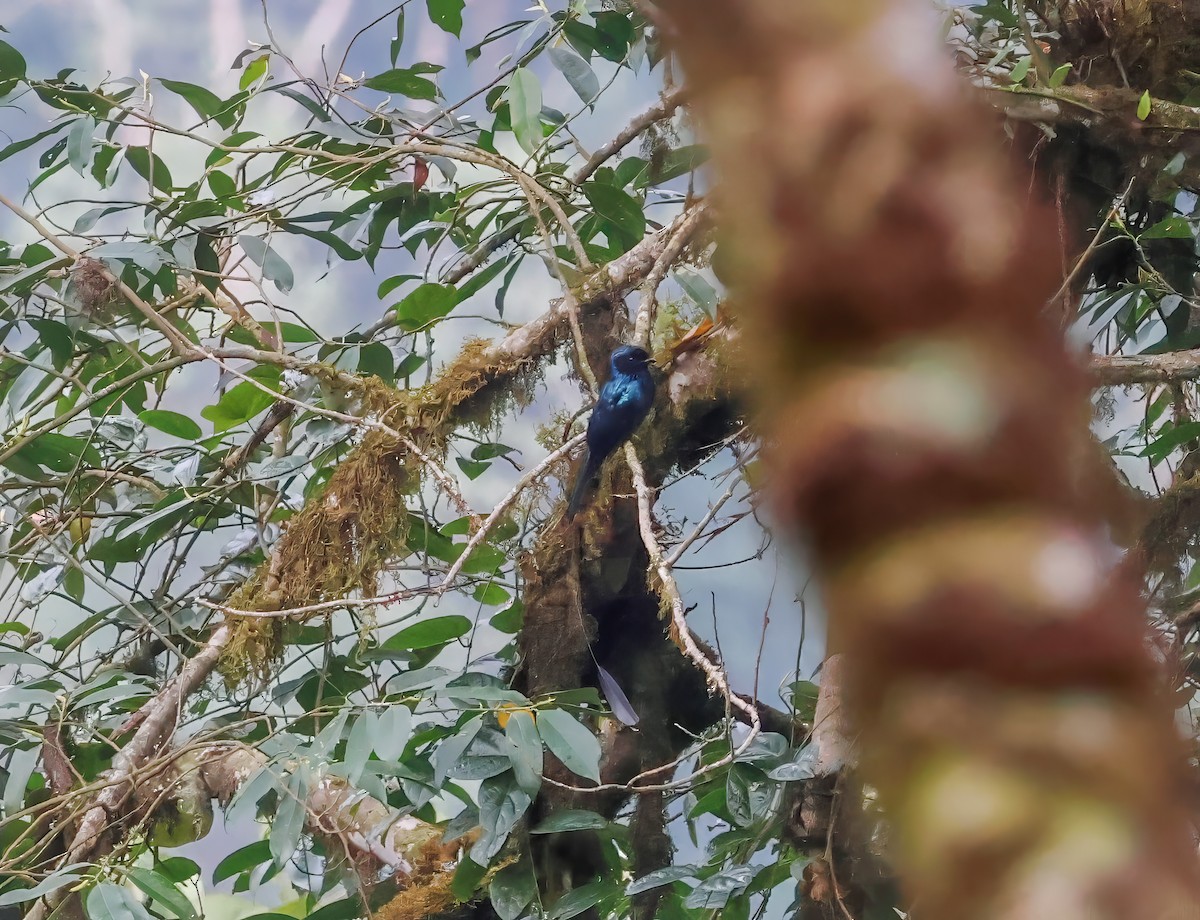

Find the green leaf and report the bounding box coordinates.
[489,862,537,920]
[270,768,308,867]
[239,53,269,90]
[201,380,277,432]
[126,867,196,919]
[564,20,624,64]
[641,144,709,187]
[684,866,754,909]
[472,582,509,605]
[1048,62,1071,88]
[160,78,230,127]
[461,542,505,575]
[124,145,174,193]
[508,67,543,155]
[0,123,70,168]
[343,710,374,782]
[530,809,608,833]
[548,880,607,920]
[1146,421,1200,462]
[385,615,472,650]
[470,772,532,865]
[504,710,543,794]
[537,709,601,783]
[393,282,458,330]
[85,882,154,920]
[358,341,395,383]
[426,0,465,36]
[208,170,237,202]
[0,868,86,906]
[674,265,718,316]
[1142,216,1193,240]
[1138,89,1152,121]
[435,715,484,786]
[4,432,99,474]
[490,600,524,633]
[626,865,699,895]
[452,851,489,900]
[594,11,635,57]
[786,679,820,721]
[363,68,439,101]
[0,39,26,92]
[157,857,200,883]
[456,457,490,480]
[238,235,294,292]
[226,322,315,348]
[549,45,599,105]
[213,840,271,883]
[307,899,364,920]
[374,706,413,760]
[66,115,96,175]
[378,273,421,299]
[390,10,406,65]
[139,409,202,440]
[206,130,261,166]
[1009,56,1032,84]
[582,181,645,241]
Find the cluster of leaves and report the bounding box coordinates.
[0,3,803,920]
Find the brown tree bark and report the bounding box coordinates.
[654,0,1200,917]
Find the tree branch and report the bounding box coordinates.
[1092,349,1200,385]
[27,623,233,920]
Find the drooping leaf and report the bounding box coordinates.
[139,409,202,440]
[373,706,413,760]
[160,78,231,127]
[508,67,543,155]
[269,768,308,867]
[124,145,174,193]
[213,840,272,884]
[470,772,532,865]
[0,867,87,907]
[626,864,700,896]
[504,710,543,794]
[66,115,96,175]
[683,866,755,909]
[126,867,197,920]
[237,234,294,292]
[489,862,537,920]
[536,708,601,783]
[426,0,465,36]
[549,45,599,105]
[392,282,458,330]
[530,809,608,834]
[84,883,154,920]
[0,38,26,92]
[363,68,439,100]
[548,880,608,920]
[383,615,472,650]
[583,181,645,242]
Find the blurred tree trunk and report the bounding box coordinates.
[655,0,1200,916]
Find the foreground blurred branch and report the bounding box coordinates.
[656,0,1200,917]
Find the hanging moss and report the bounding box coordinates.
[399,338,544,431]
[219,335,548,681]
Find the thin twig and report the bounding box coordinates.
[435,432,587,598]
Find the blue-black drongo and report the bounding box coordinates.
[566,344,655,520]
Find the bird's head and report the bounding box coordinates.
[610,344,652,375]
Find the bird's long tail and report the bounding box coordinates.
[565,448,595,521]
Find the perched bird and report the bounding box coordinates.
[567,344,655,520]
